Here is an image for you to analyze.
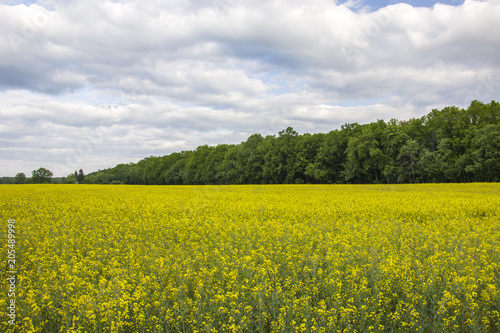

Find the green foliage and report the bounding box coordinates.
[14,172,27,184]
[0,177,15,184]
[465,124,500,182]
[76,169,85,183]
[63,173,78,184]
[31,167,53,184]
[85,100,500,185]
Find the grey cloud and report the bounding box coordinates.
[1,0,499,176]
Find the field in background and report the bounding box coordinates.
[1,184,499,332]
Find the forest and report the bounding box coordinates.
[3,100,497,185]
[80,100,500,185]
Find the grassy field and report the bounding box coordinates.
[1,184,499,332]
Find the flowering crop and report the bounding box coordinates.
[1,184,499,332]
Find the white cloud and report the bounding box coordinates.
[0,0,499,176]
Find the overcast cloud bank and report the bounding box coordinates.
[1,0,499,176]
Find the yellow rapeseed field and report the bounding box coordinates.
[1,184,499,332]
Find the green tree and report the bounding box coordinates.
[31,167,53,184]
[182,145,213,184]
[306,124,359,184]
[465,124,500,182]
[76,169,85,183]
[64,173,78,184]
[137,157,166,185]
[382,121,410,183]
[221,146,239,184]
[164,152,191,185]
[262,127,299,184]
[398,139,420,183]
[345,122,387,183]
[14,172,27,184]
[417,138,452,183]
[206,144,233,184]
[295,133,324,184]
[231,134,266,184]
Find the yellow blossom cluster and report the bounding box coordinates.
[0,183,499,332]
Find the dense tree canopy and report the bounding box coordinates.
[85,100,500,185]
[14,172,27,184]
[31,167,53,184]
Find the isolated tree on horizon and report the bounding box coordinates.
[31,167,53,184]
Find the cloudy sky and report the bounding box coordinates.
[1,0,499,177]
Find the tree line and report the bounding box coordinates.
[0,168,84,184]
[2,100,498,185]
[83,100,499,185]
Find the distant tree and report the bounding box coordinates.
[466,124,500,182]
[398,139,420,183]
[345,122,387,183]
[163,152,191,185]
[77,169,85,183]
[295,133,324,184]
[183,145,213,185]
[306,124,358,184]
[14,172,27,184]
[0,177,14,184]
[382,122,409,183]
[31,167,53,184]
[262,127,299,184]
[64,173,78,184]
[228,134,265,184]
[417,138,452,183]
